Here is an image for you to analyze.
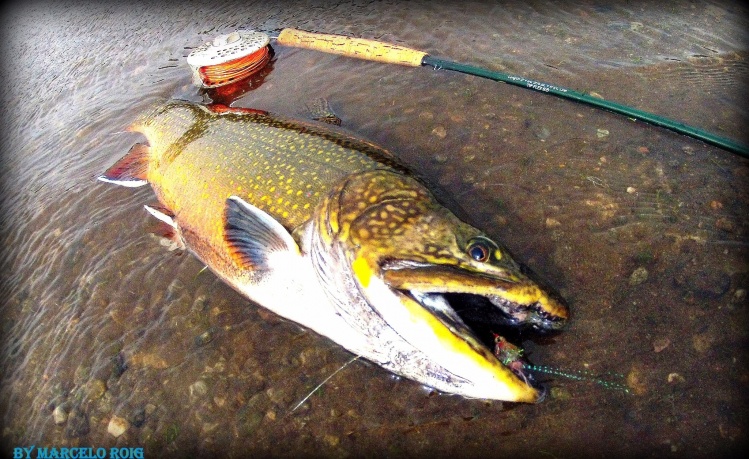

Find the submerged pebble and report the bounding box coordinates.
[534,125,550,140]
[53,405,68,425]
[145,403,157,415]
[131,352,169,369]
[545,217,561,228]
[129,407,146,428]
[629,267,649,286]
[194,329,214,347]
[85,379,107,401]
[323,434,340,447]
[652,337,671,353]
[111,353,127,378]
[107,415,129,437]
[626,368,647,395]
[714,217,735,232]
[549,386,571,401]
[192,295,209,311]
[674,263,730,298]
[189,380,208,402]
[692,333,713,354]
[265,386,292,405]
[96,392,113,415]
[241,412,264,434]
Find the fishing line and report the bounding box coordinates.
[290,355,360,412]
[274,28,748,159]
[524,364,630,394]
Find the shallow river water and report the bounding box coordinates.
[1,1,747,457]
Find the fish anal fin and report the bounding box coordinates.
[144,204,184,250]
[224,196,299,271]
[98,143,150,187]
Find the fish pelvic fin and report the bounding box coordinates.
[224,196,300,271]
[144,204,176,228]
[98,143,150,187]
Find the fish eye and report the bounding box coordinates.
[467,240,490,262]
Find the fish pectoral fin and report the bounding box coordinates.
[98,143,150,187]
[224,196,300,271]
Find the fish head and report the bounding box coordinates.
[313,170,569,402]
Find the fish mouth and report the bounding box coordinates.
[486,293,567,331]
[379,260,569,400]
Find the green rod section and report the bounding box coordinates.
[423,56,749,159]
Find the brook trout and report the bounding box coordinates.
[100,100,568,402]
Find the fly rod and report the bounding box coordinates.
[276,28,748,159]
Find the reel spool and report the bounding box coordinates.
[186,30,271,88]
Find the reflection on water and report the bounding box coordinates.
[1,1,747,457]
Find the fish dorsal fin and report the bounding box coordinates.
[224,196,300,271]
[98,143,150,187]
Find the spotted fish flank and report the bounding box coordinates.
[101,100,568,402]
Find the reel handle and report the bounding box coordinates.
[277,28,427,67]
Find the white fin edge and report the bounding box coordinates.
[97,176,148,188]
[144,205,177,228]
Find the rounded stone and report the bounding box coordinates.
[629,267,648,286]
[85,379,107,401]
[194,329,214,347]
[53,405,68,425]
[189,380,208,401]
[626,368,647,395]
[107,415,129,437]
[674,263,730,298]
[129,407,146,428]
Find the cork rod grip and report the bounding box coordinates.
[277,28,427,67]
